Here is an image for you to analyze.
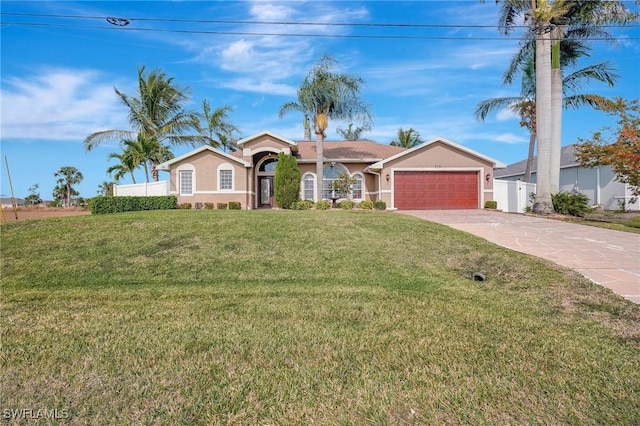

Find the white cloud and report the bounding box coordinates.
[1,68,126,142]
[221,78,295,96]
[496,107,519,121]
[249,2,296,20]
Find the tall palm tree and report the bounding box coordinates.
[84,66,205,152]
[54,166,83,208]
[336,123,371,140]
[198,99,239,150]
[493,0,633,208]
[476,57,618,182]
[279,54,372,200]
[390,128,424,149]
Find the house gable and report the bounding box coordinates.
[236,131,298,156]
[369,137,506,170]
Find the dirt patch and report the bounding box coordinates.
[1,206,91,223]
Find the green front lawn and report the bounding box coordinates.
[2,210,639,424]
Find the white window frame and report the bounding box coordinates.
[352,173,364,201]
[322,163,349,200]
[217,163,234,191]
[177,164,195,196]
[302,173,315,201]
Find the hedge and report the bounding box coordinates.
[89,196,178,214]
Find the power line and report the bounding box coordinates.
[1,11,637,29]
[2,21,637,41]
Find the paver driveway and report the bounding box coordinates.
[399,210,640,304]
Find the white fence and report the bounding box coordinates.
[114,181,169,196]
[493,179,536,213]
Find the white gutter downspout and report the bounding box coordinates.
[596,166,601,206]
[366,168,381,201]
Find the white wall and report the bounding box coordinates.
[114,181,169,196]
[493,180,536,213]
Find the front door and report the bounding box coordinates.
[259,176,274,207]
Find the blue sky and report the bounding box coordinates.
[1,1,638,200]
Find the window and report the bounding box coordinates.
[322,163,348,199]
[179,170,193,195]
[259,158,278,172]
[219,169,233,190]
[352,174,363,199]
[303,174,315,200]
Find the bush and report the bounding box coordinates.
[373,200,387,210]
[180,203,192,210]
[291,200,314,210]
[89,196,178,214]
[217,203,228,210]
[316,200,331,210]
[338,200,354,210]
[194,202,203,210]
[274,153,301,208]
[229,201,241,210]
[204,203,214,210]
[484,200,498,209]
[552,192,592,217]
[359,200,374,210]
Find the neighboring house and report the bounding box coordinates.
[156,131,506,210]
[1,198,24,209]
[495,144,639,210]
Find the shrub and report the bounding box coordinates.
[552,192,592,217]
[359,200,374,210]
[292,200,314,210]
[484,200,498,209]
[194,202,203,210]
[180,203,192,210]
[315,200,331,210]
[89,196,178,214]
[229,201,241,210]
[217,203,228,210]
[373,200,387,210]
[204,203,214,210]
[339,200,354,210]
[274,153,301,208]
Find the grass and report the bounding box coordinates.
[2,210,639,424]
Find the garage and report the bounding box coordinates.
[394,171,479,210]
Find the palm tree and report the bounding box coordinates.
[390,128,424,149]
[97,181,115,196]
[106,150,138,184]
[493,0,633,210]
[279,54,372,200]
[475,57,618,182]
[54,166,83,208]
[198,100,239,150]
[121,134,174,183]
[84,66,205,152]
[336,123,371,140]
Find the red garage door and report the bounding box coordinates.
[394,171,479,210]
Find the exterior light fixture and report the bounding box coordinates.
[385,173,390,182]
[485,173,491,182]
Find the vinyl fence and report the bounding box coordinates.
[114,181,169,197]
[493,179,536,213]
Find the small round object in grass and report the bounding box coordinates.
[472,272,486,282]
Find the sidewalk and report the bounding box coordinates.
[399,210,640,304]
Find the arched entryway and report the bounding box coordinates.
[255,154,279,208]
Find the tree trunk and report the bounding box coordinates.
[151,161,159,182]
[532,22,554,214]
[550,35,563,194]
[524,130,536,183]
[315,130,324,202]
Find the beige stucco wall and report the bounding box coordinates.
[166,149,250,208]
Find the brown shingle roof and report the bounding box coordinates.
[230,139,406,162]
[295,140,405,161]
